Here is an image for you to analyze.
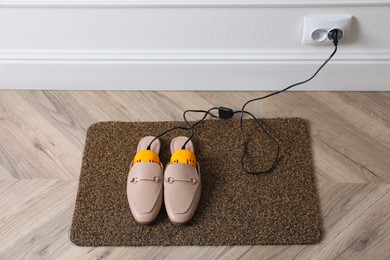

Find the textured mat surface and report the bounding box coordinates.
[71,118,321,246]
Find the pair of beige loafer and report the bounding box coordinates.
[127,136,201,225]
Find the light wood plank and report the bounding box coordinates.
[0,92,83,180]
[0,180,78,259]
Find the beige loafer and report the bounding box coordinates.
[127,136,163,224]
[164,136,201,225]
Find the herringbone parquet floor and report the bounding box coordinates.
[0,91,389,259]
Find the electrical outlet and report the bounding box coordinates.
[302,15,352,45]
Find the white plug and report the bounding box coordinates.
[302,15,352,45]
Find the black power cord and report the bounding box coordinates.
[146,107,220,150]
[147,29,340,174]
[181,107,219,149]
[238,29,339,174]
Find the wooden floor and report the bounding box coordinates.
[0,91,389,259]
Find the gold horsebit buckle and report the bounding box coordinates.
[166,177,197,185]
[130,176,161,183]
[130,176,196,185]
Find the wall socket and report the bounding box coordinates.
[302,15,352,45]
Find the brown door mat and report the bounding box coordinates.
[71,118,321,246]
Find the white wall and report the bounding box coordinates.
[0,1,389,90]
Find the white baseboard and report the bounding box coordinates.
[1,50,389,91]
